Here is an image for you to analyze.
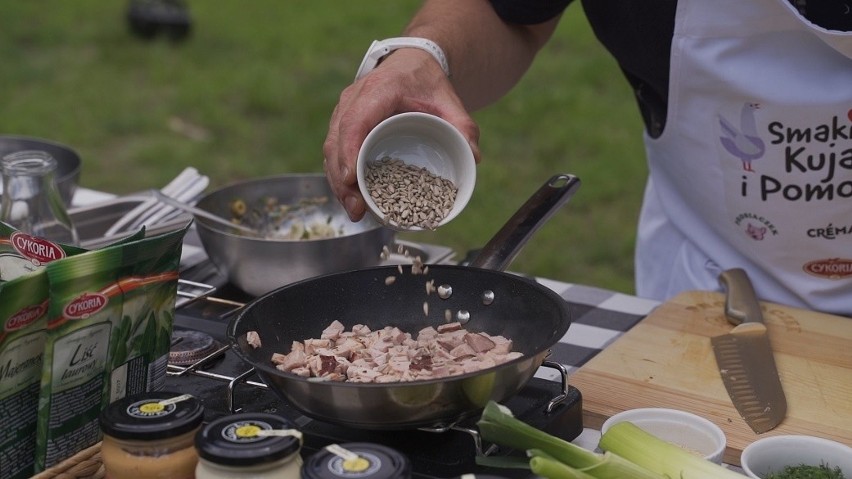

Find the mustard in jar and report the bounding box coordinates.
[99,391,204,479]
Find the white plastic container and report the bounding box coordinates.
[600,407,727,464]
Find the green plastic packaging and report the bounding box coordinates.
[33,224,187,472]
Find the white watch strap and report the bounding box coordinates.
[355,37,450,80]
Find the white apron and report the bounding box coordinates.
[636,0,852,315]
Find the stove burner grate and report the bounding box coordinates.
[169,329,224,366]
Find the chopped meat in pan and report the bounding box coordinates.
[260,320,523,383]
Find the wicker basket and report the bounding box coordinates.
[31,442,105,479]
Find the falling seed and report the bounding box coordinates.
[444,309,452,322]
[423,301,429,316]
[385,276,397,285]
[398,264,403,274]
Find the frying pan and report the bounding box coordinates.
[228,174,580,429]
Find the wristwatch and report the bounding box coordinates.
[355,37,450,80]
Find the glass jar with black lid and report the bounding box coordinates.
[301,442,411,479]
[99,391,204,479]
[195,412,303,479]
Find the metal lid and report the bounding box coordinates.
[100,391,204,440]
[301,442,411,479]
[195,412,302,466]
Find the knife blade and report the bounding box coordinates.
[711,268,787,434]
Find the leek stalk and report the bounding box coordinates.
[476,401,664,479]
[599,421,746,478]
[529,455,597,479]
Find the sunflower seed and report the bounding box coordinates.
[364,156,458,230]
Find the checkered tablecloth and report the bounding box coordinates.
[532,278,659,379]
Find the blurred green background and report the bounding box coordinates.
[1,1,647,294]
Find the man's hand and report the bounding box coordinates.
[322,49,480,222]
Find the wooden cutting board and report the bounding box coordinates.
[570,290,852,466]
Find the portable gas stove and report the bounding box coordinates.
[168,240,584,479]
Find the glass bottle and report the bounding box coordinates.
[0,149,78,245]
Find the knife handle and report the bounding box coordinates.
[719,268,764,326]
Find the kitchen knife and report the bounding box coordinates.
[712,268,787,434]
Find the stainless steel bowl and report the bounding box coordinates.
[194,174,395,296]
[0,135,82,206]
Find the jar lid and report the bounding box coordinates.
[195,412,302,466]
[100,391,204,440]
[302,442,411,479]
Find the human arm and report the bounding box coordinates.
[322,0,563,221]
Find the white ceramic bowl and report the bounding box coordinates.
[356,112,476,231]
[601,408,727,464]
[740,435,852,478]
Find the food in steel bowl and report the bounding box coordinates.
[227,194,342,240]
[193,174,395,296]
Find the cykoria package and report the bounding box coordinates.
[0,221,144,479]
[0,221,87,283]
[33,225,187,472]
[0,271,49,479]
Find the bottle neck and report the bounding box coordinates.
[1,150,78,245]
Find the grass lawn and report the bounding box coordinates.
[1,1,648,294]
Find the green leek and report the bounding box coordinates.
[528,449,597,479]
[599,421,746,479]
[476,401,664,479]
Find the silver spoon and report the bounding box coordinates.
[152,190,261,237]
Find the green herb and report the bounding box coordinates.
[764,464,846,479]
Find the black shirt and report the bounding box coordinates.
[489,0,852,137]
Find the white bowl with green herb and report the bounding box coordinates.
[740,435,852,479]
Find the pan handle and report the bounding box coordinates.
[469,174,580,272]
